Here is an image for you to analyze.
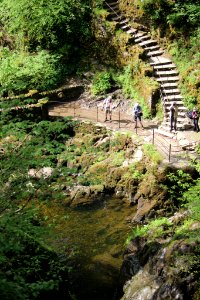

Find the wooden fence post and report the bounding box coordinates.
[169,144,171,162]
[152,129,155,145]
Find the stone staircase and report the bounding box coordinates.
[104,0,190,133]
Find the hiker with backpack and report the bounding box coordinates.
[192,107,199,132]
[169,102,178,132]
[102,95,112,122]
[133,102,144,129]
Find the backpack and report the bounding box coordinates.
[187,111,193,119]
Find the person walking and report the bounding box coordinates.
[102,95,112,122]
[192,107,199,132]
[133,102,143,128]
[169,102,178,132]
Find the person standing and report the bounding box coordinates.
[169,102,178,132]
[102,95,112,122]
[192,107,199,132]
[133,102,143,128]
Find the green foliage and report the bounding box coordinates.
[155,101,164,122]
[110,151,125,167]
[166,170,193,204]
[125,217,172,244]
[0,48,61,95]
[0,211,70,300]
[113,64,154,118]
[183,178,200,221]
[167,2,200,30]
[0,0,92,50]
[141,0,200,33]
[143,143,162,164]
[168,29,200,108]
[91,71,112,95]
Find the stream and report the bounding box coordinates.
[43,196,135,300]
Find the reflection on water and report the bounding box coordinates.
[45,197,135,300]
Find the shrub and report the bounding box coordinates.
[91,71,112,95]
[0,48,61,95]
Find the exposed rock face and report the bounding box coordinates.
[69,184,105,207]
[119,230,199,300]
[28,167,54,179]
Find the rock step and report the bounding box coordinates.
[147,50,164,57]
[155,70,179,76]
[126,28,138,34]
[143,45,160,51]
[138,39,157,46]
[121,24,131,30]
[165,106,187,112]
[161,82,178,88]
[135,34,150,43]
[156,76,180,82]
[164,117,187,123]
[155,128,175,138]
[109,10,120,17]
[162,89,180,94]
[118,19,129,25]
[178,111,188,117]
[149,57,172,66]
[134,32,147,39]
[164,99,183,104]
[112,15,125,21]
[107,3,119,10]
[164,116,187,122]
[153,63,176,70]
[163,95,183,101]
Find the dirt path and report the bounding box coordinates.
[49,101,194,164]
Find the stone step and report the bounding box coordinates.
[163,95,183,100]
[107,3,119,10]
[164,100,184,105]
[121,24,131,30]
[160,82,178,88]
[126,28,138,34]
[135,34,150,43]
[163,121,188,128]
[155,70,179,76]
[162,89,180,94]
[138,39,157,47]
[147,50,164,57]
[112,15,125,21]
[155,128,175,138]
[156,76,180,82]
[149,57,172,66]
[144,45,160,51]
[178,111,188,117]
[153,63,176,70]
[118,19,129,25]
[164,116,187,122]
[165,105,187,111]
[134,32,147,39]
[109,10,120,17]
[161,125,185,133]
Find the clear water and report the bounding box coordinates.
[43,196,135,300]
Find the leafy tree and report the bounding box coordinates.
[0,0,92,50]
[0,48,61,95]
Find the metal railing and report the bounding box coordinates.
[47,100,194,163]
